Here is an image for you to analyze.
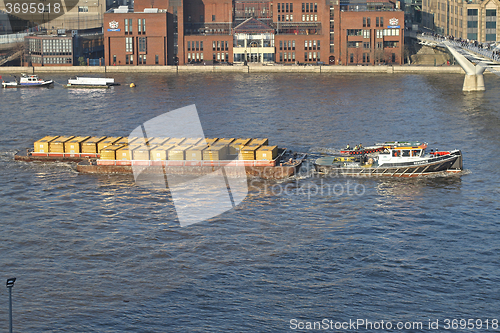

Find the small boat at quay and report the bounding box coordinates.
[314,141,463,177]
[1,74,53,88]
[65,77,118,89]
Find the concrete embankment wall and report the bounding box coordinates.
[0,65,467,74]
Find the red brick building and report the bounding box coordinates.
[331,0,405,65]
[104,9,169,66]
[103,0,404,66]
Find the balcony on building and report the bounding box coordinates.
[233,18,275,63]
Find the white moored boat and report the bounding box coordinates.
[1,74,53,88]
[66,77,117,88]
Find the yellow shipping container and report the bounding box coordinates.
[49,136,75,153]
[229,138,252,155]
[133,145,156,160]
[100,145,125,160]
[165,138,186,146]
[115,137,140,146]
[203,138,219,146]
[97,137,123,152]
[34,136,59,153]
[250,138,269,146]
[64,136,91,154]
[116,144,142,160]
[183,138,203,146]
[240,145,261,160]
[203,144,228,161]
[147,137,170,146]
[256,145,278,160]
[150,144,176,160]
[168,145,192,160]
[82,136,107,154]
[217,138,235,145]
[186,144,209,160]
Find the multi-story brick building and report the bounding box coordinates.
[331,0,405,65]
[104,7,169,66]
[422,0,500,43]
[104,0,404,66]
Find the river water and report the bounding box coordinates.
[0,72,499,332]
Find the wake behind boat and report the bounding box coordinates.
[1,74,53,88]
[314,141,463,177]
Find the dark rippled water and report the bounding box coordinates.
[1,72,500,332]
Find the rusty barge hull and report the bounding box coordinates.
[16,150,306,180]
[76,162,302,180]
[14,151,98,163]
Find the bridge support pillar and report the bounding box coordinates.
[463,74,485,92]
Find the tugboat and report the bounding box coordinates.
[1,74,53,88]
[314,142,463,177]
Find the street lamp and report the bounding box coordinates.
[6,278,16,333]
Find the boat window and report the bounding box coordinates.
[392,150,399,157]
[411,149,421,157]
[402,150,410,157]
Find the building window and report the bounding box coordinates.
[280,41,283,50]
[467,9,478,16]
[125,19,129,33]
[196,41,199,51]
[486,21,496,29]
[363,42,370,48]
[200,41,203,51]
[290,3,293,12]
[212,41,216,51]
[486,9,496,16]
[113,55,116,64]
[314,2,317,12]
[139,37,147,53]
[302,3,305,12]
[486,33,496,41]
[125,37,133,53]
[212,15,216,21]
[138,19,142,34]
[467,21,477,28]
[187,41,191,51]
[350,53,354,63]
[278,3,281,12]
[78,6,88,12]
[142,19,146,33]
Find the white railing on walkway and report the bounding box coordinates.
[418,34,500,62]
[0,32,28,45]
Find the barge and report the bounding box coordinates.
[65,77,118,89]
[17,135,306,180]
[314,142,463,177]
[76,151,306,180]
